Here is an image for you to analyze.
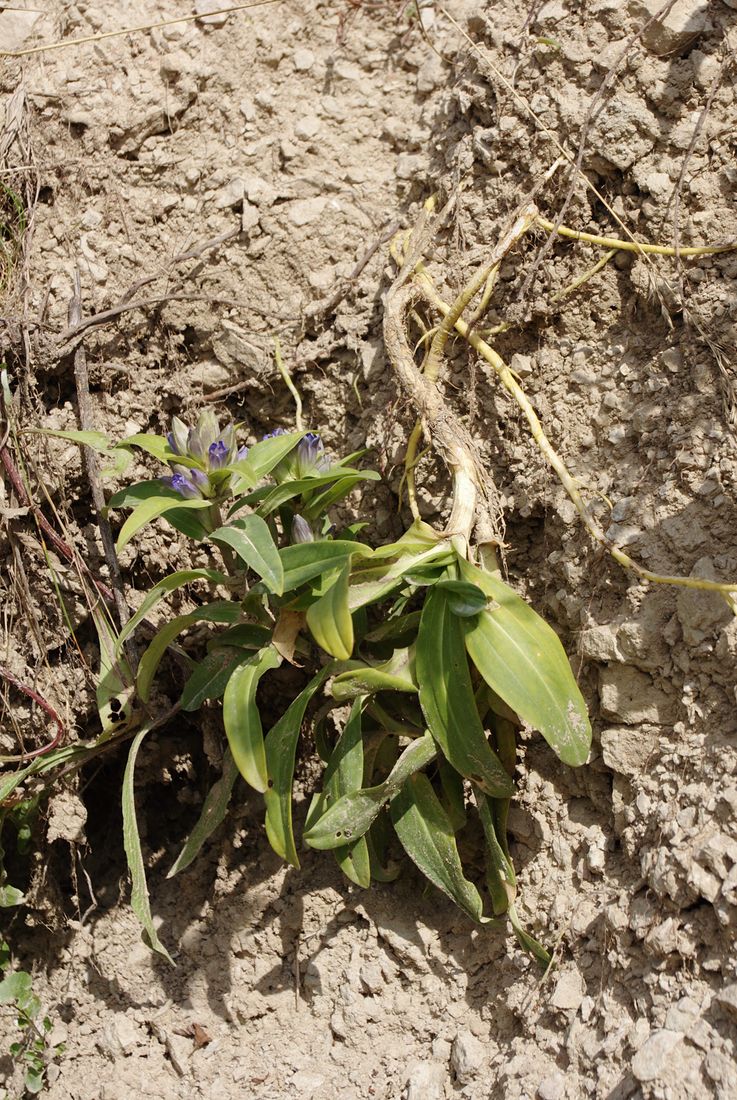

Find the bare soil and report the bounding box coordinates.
[2,1,737,1098]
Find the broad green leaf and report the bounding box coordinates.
[306,561,353,660]
[252,468,377,517]
[228,430,304,492]
[109,479,173,508]
[117,432,173,460]
[40,427,112,450]
[210,515,284,594]
[348,543,454,611]
[209,624,272,651]
[38,427,133,477]
[364,610,422,644]
[320,699,371,887]
[115,495,211,551]
[0,885,25,907]
[302,471,381,520]
[136,601,240,701]
[117,568,228,647]
[436,579,488,617]
[331,648,417,702]
[390,774,489,923]
[437,756,467,832]
[180,647,245,711]
[280,540,372,591]
[417,587,514,798]
[304,732,436,850]
[122,727,174,963]
[223,647,282,791]
[459,558,591,766]
[0,970,32,1005]
[263,666,332,866]
[168,750,239,876]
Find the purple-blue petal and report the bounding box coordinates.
[208,440,229,468]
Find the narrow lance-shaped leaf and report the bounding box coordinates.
[330,647,417,702]
[115,495,212,551]
[168,750,239,877]
[306,560,354,660]
[122,727,174,963]
[279,540,372,592]
[228,430,304,492]
[180,647,246,711]
[323,698,371,888]
[136,601,240,702]
[459,557,591,767]
[223,647,282,791]
[390,774,491,924]
[303,732,436,850]
[263,665,332,866]
[416,587,514,798]
[116,568,229,648]
[209,515,284,594]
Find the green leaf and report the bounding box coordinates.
[210,515,284,594]
[24,1067,45,1095]
[117,568,228,647]
[117,432,173,460]
[306,561,354,660]
[476,791,515,916]
[136,601,240,701]
[263,666,332,866]
[115,495,211,551]
[390,774,489,923]
[301,471,381,520]
[320,699,371,887]
[180,647,245,711]
[280,540,372,591]
[304,732,436,850]
[228,431,305,492]
[459,558,591,766]
[331,647,417,702]
[347,543,454,611]
[417,587,514,798]
[0,970,32,1005]
[209,624,272,651]
[253,468,378,517]
[37,427,132,477]
[436,579,488,617]
[122,727,174,963]
[0,885,25,907]
[168,750,239,876]
[223,647,282,791]
[109,479,171,508]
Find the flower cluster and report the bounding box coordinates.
[163,411,247,500]
[265,429,331,482]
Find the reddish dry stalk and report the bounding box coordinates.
[0,662,66,761]
[0,436,115,604]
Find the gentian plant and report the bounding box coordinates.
[96,409,590,965]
